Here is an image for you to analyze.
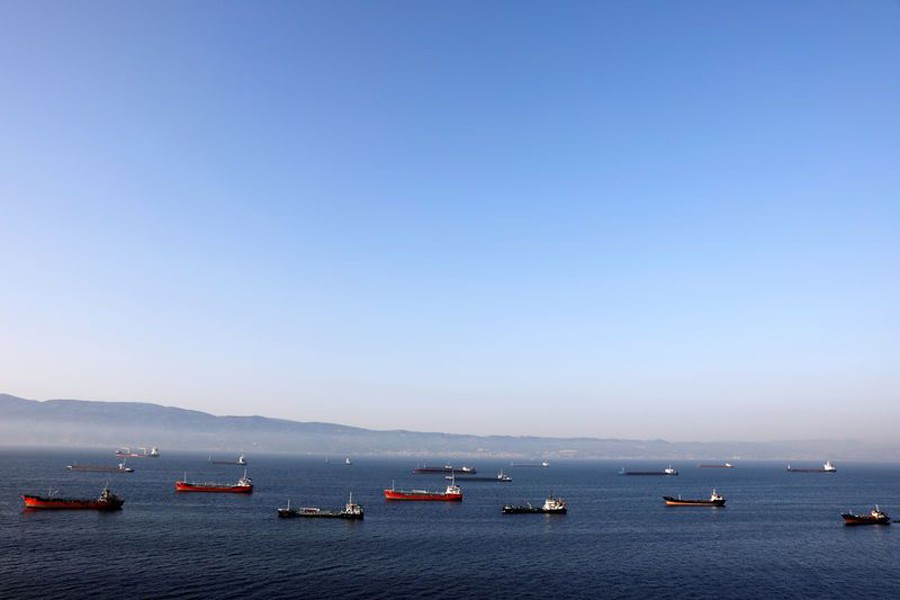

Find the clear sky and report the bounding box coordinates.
[1,1,898,442]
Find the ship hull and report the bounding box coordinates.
[22,495,124,511]
[175,482,253,493]
[277,508,363,519]
[663,497,726,507]
[384,490,462,501]
[502,507,567,514]
[841,514,890,526]
[67,465,133,473]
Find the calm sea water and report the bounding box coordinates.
[1,448,898,599]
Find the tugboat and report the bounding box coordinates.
[277,493,364,519]
[787,460,836,473]
[841,506,891,526]
[502,495,567,514]
[67,461,134,473]
[663,489,726,507]
[22,486,124,511]
[175,470,253,493]
[384,479,463,501]
[411,464,477,475]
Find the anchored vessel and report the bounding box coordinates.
[210,454,247,466]
[175,470,253,493]
[509,461,550,468]
[619,465,679,476]
[115,447,159,458]
[22,486,124,511]
[411,464,476,475]
[384,480,462,501]
[67,461,134,473]
[277,493,364,519]
[787,460,836,473]
[502,496,567,514]
[698,463,734,469]
[841,506,891,526]
[663,489,726,507]
[447,470,511,482]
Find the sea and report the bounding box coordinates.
[1,448,898,599]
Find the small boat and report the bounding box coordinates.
[663,489,726,507]
[447,470,511,482]
[698,463,734,469]
[619,466,679,476]
[67,461,134,473]
[502,496,567,514]
[210,454,247,466]
[345,457,352,466]
[841,506,891,526]
[411,464,477,475]
[277,493,364,519]
[22,486,124,511]
[787,460,836,473]
[384,480,462,501]
[115,447,159,458]
[175,470,253,493]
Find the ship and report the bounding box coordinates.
[22,486,124,511]
[787,460,836,473]
[210,454,247,466]
[619,465,679,476]
[509,460,550,468]
[411,464,477,475]
[384,480,462,501]
[447,470,511,482]
[698,463,735,469]
[277,493,364,519]
[841,506,890,526]
[175,470,253,493]
[67,461,134,473]
[663,489,726,507]
[115,447,159,458]
[502,496,567,514]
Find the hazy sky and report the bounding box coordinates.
[2,1,898,442]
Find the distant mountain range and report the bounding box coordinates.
[2,393,897,460]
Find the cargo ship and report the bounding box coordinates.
[175,470,253,493]
[22,486,124,511]
[210,454,247,466]
[67,461,133,473]
[619,465,678,476]
[698,463,734,469]
[115,447,159,458]
[787,460,836,473]
[502,496,567,514]
[447,470,511,482]
[384,480,462,501]
[841,506,891,526]
[509,461,550,468]
[412,464,476,475]
[663,489,726,507]
[277,493,364,519]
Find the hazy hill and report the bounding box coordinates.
[2,393,897,460]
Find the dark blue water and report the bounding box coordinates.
[1,449,898,599]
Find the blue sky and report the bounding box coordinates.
[1,1,898,442]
